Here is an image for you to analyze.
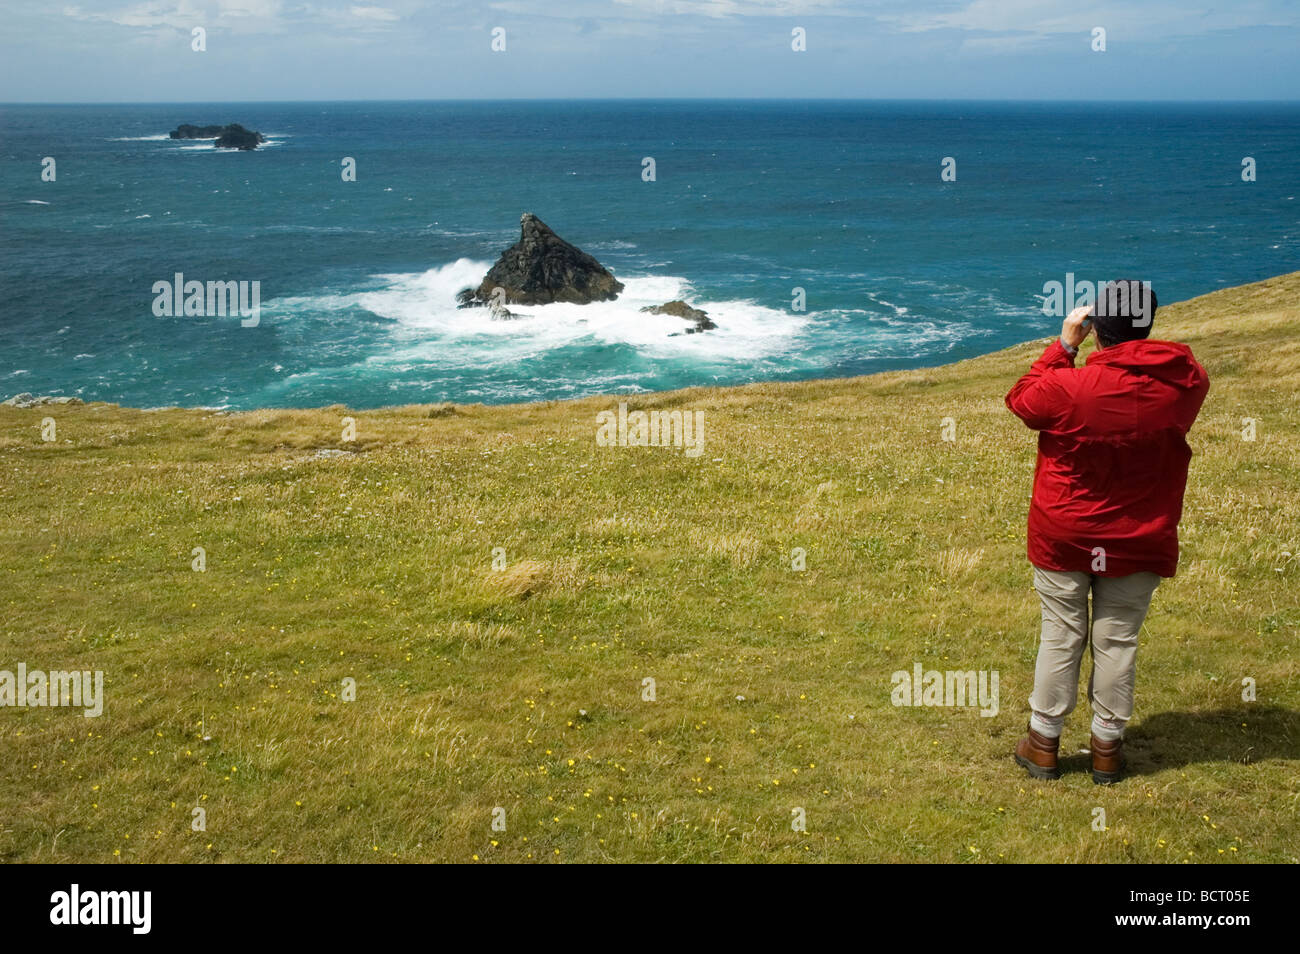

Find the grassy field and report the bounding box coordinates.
[3,272,1298,864]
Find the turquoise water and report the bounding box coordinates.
[2,100,1297,409]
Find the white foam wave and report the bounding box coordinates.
[111,133,290,145]
[331,260,809,364]
[178,139,283,152]
[25,199,51,205]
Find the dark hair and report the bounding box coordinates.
[1090,279,1157,347]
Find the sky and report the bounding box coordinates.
[2,0,1299,102]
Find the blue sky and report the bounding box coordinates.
[2,0,1299,102]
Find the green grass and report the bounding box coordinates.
[2,272,1298,863]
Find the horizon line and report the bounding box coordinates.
[4,96,1300,107]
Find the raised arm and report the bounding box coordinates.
[1005,306,1091,431]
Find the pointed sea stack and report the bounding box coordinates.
[462,213,624,307]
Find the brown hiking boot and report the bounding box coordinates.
[1013,724,1061,780]
[1090,735,1124,785]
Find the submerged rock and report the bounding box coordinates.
[463,213,624,307]
[2,393,83,408]
[456,286,524,319]
[640,300,717,334]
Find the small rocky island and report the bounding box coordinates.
[169,123,266,150]
[458,213,623,309]
[457,213,715,333]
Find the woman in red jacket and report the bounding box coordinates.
[1005,280,1209,784]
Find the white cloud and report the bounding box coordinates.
[480,0,870,19]
[349,5,398,20]
[616,0,862,16]
[60,0,405,32]
[63,1,207,29]
[48,0,1300,48]
[217,0,283,17]
[882,0,1300,41]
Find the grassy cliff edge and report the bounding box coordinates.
[2,272,1298,863]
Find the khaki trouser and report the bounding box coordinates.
[1028,566,1160,741]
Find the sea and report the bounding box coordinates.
[2,100,1297,409]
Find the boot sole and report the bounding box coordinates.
[1092,768,1124,785]
[1014,752,1061,780]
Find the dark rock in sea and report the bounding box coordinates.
[466,213,624,307]
[640,300,717,334]
[169,124,226,139]
[215,125,266,150]
[169,123,267,151]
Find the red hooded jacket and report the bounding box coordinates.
[1005,338,1209,577]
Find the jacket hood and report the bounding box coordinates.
[1086,339,1205,389]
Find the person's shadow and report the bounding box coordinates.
[1056,707,1300,776]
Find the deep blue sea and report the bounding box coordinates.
[2,100,1297,409]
